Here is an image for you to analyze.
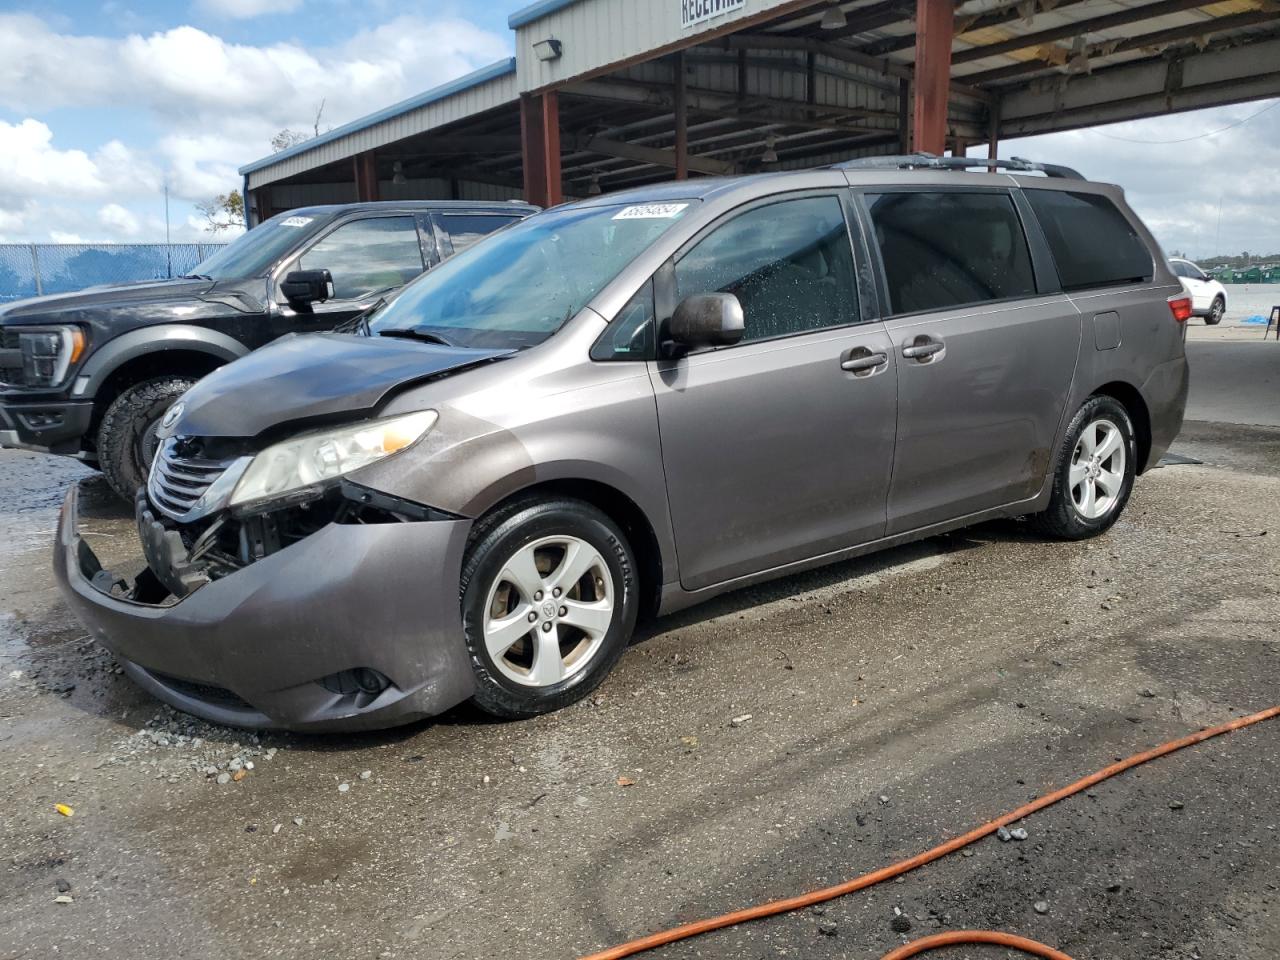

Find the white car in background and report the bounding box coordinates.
[1169,257,1227,325]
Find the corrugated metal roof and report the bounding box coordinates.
[238,57,518,177]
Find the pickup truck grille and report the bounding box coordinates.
[148,440,232,519]
[0,328,23,386]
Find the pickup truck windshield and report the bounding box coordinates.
[188,213,323,280]
[368,200,696,350]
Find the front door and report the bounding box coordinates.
[862,189,1080,534]
[650,193,898,592]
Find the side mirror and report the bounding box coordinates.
[281,269,334,309]
[668,292,745,351]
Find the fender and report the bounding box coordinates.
[71,324,251,398]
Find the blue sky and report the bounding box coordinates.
[0,2,1276,257]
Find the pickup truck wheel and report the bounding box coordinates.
[97,377,195,502]
[460,497,638,719]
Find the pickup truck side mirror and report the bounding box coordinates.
[668,292,745,351]
[281,269,334,310]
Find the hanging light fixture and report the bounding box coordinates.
[588,173,602,196]
[820,4,847,30]
[761,134,779,164]
[392,160,407,185]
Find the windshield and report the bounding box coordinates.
[188,212,324,280]
[367,200,696,349]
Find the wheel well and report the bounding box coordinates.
[1093,381,1152,474]
[87,350,226,451]
[487,479,665,620]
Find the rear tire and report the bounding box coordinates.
[460,497,638,719]
[97,377,195,502]
[1205,296,1224,325]
[1029,395,1136,540]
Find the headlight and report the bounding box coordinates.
[18,326,86,387]
[229,410,438,508]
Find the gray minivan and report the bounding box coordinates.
[55,156,1190,731]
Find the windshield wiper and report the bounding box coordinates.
[181,274,214,281]
[378,327,456,347]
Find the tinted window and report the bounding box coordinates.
[1169,260,1190,279]
[439,214,522,254]
[867,191,1036,314]
[1025,190,1153,291]
[674,195,858,343]
[298,216,424,300]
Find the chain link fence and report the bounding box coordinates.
[0,243,228,303]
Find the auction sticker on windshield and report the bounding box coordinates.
[281,216,314,227]
[613,203,689,220]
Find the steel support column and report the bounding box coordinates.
[912,0,954,156]
[354,151,379,201]
[674,53,689,180]
[521,91,562,207]
[987,99,1001,160]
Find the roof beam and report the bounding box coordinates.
[576,134,737,175]
[727,33,993,103]
[952,0,1229,65]
[775,0,918,41]
[860,0,1094,57]
[963,14,1280,86]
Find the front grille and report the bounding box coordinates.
[0,327,23,386]
[149,440,231,518]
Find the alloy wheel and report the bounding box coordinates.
[482,535,615,687]
[1069,418,1126,520]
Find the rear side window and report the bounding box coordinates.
[866,191,1037,315]
[674,195,859,343]
[438,214,522,254]
[1024,190,1153,291]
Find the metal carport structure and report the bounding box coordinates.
[240,0,1280,223]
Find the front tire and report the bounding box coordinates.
[97,377,195,502]
[1030,395,1136,540]
[460,497,638,719]
[1206,296,1224,325]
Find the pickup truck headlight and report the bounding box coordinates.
[229,410,438,508]
[17,326,87,388]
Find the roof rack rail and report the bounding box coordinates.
[831,153,1084,180]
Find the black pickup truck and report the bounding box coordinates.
[0,200,535,499]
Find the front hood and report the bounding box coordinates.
[172,332,512,439]
[0,278,214,323]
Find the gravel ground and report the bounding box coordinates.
[1,345,1277,960]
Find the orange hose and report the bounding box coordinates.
[578,704,1280,960]
[879,930,1074,960]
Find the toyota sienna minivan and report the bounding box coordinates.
[55,157,1190,731]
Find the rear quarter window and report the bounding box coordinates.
[1024,190,1153,292]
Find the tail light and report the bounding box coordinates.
[1168,295,1192,323]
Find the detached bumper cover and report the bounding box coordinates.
[53,487,476,731]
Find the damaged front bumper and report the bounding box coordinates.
[53,486,477,731]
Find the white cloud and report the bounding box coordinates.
[0,11,510,241]
[98,203,142,237]
[196,0,303,19]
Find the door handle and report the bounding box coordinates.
[902,336,944,361]
[840,351,888,373]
